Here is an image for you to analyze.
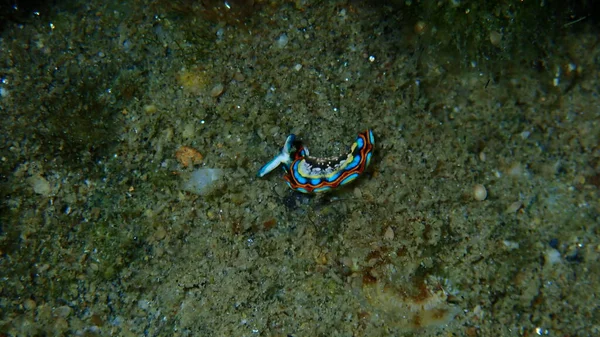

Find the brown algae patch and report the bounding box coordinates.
[175,146,203,168]
[361,274,460,330]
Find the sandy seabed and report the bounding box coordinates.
[1,1,598,336]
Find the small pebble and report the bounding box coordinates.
[182,123,195,139]
[210,83,224,97]
[175,146,203,168]
[154,226,167,241]
[143,104,157,114]
[0,86,10,98]
[233,72,245,82]
[505,201,522,213]
[276,33,288,48]
[383,227,394,241]
[55,305,72,318]
[23,299,36,311]
[30,175,51,196]
[414,21,426,34]
[502,240,519,250]
[216,28,224,39]
[138,299,150,310]
[507,162,524,177]
[489,31,502,47]
[473,184,487,201]
[544,249,561,265]
[54,317,69,332]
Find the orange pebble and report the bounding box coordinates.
[176,146,203,168]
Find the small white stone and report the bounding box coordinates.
[55,305,72,318]
[275,33,288,48]
[29,175,51,196]
[544,249,561,265]
[502,240,519,250]
[0,86,9,98]
[473,184,487,201]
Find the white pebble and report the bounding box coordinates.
[276,33,288,48]
[55,305,72,318]
[216,28,224,39]
[473,184,487,201]
[29,175,51,196]
[0,86,9,98]
[502,240,519,250]
[544,249,561,265]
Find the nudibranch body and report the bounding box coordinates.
[258,130,375,193]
